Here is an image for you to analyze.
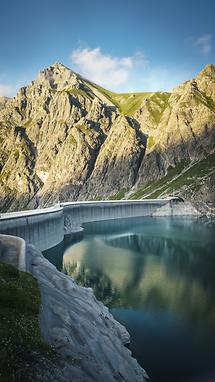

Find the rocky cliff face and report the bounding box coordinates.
[0,63,214,211]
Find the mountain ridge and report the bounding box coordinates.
[0,63,214,212]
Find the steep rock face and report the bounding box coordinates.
[130,65,215,203]
[78,116,146,200]
[0,64,117,209]
[0,63,215,211]
[135,66,215,183]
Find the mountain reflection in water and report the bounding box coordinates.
[61,217,215,382]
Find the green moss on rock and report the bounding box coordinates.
[147,136,155,149]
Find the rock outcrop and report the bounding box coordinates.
[0,63,214,211]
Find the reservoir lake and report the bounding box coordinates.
[44,216,215,382]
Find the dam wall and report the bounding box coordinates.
[0,199,199,251]
[0,207,64,252]
[62,200,168,228]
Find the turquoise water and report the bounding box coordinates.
[45,216,215,382]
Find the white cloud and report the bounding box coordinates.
[193,34,212,56]
[70,47,146,91]
[70,46,191,93]
[0,83,14,97]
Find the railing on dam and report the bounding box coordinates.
[0,198,187,252]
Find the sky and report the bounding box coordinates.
[0,0,215,96]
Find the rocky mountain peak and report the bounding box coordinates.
[195,64,215,97]
[197,64,215,78]
[172,64,215,95]
[35,62,80,90]
[50,62,70,70]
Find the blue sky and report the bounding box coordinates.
[0,0,214,95]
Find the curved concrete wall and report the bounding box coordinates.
[62,200,168,227]
[0,207,64,251]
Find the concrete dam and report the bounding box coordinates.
[0,199,199,252]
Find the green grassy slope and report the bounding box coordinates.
[109,91,152,115]
[56,77,171,117]
[144,92,171,123]
[87,81,152,116]
[129,153,215,200]
[0,262,54,382]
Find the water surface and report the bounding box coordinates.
[47,217,215,382]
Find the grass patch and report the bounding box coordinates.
[23,119,33,128]
[129,153,215,200]
[163,152,215,195]
[20,139,32,157]
[68,134,77,145]
[87,82,119,105]
[147,136,155,149]
[87,81,152,115]
[111,92,152,115]
[14,149,20,160]
[109,188,128,200]
[145,92,171,124]
[66,87,94,101]
[0,262,54,382]
[129,159,190,199]
[75,124,89,134]
[193,90,215,112]
[57,79,171,117]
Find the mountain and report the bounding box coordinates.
[0,62,214,212]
